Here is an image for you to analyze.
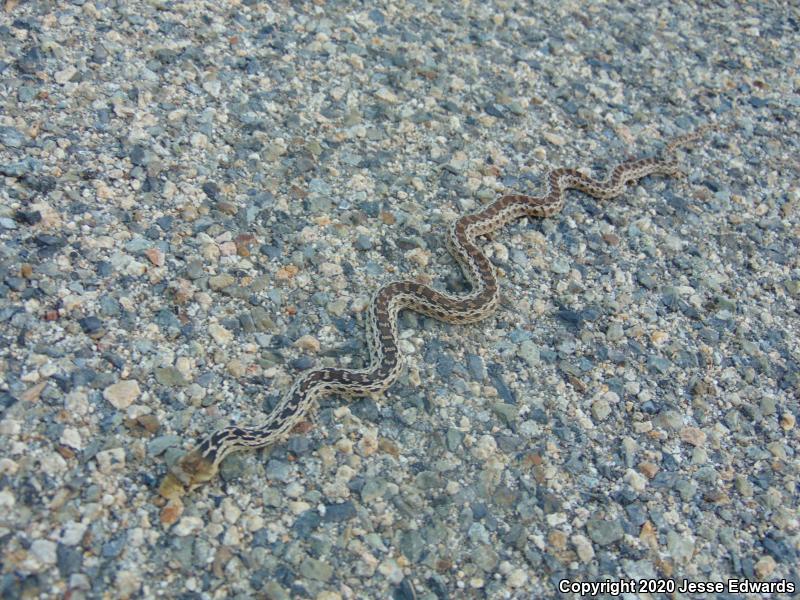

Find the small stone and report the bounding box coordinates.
[592,398,611,421]
[299,557,333,582]
[147,435,182,456]
[155,367,188,387]
[586,517,624,546]
[145,248,164,266]
[572,534,595,562]
[543,131,566,146]
[60,428,82,450]
[666,530,695,563]
[680,426,706,447]
[54,66,78,84]
[209,274,235,290]
[506,568,528,588]
[624,469,647,492]
[0,126,26,148]
[780,412,795,430]
[355,234,372,250]
[21,381,47,403]
[263,581,290,600]
[95,448,125,473]
[606,323,624,341]
[103,380,140,409]
[471,435,498,460]
[516,341,540,367]
[294,335,321,353]
[173,516,203,536]
[227,359,246,377]
[31,540,57,565]
[276,265,299,280]
[754,555,776,579]
[160,498,184,527]
[492,402,518,426]
[638,462,659,479]
[734,474,753,497]
[550,258,570,274]
[78,316,104,335]
[209,323,233,345]
[136,414,161,434]
[375,88,398,103]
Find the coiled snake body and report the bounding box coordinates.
[164,126,716,493]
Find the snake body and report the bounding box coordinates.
[166,126,714,492]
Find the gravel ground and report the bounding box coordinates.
[1,1,798,599]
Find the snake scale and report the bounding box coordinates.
[161,124,718,495]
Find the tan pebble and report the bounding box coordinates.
[54,66,77,84]
[378,438,400,457]
[358,432,378,457]
[754,555,776,579]
[103,380,140,409]
[780,412,795,430]
[543,131,566,146]
[208,323,232,345]
[294,335,321,353]
[320,262,343,276]
[144,248,164,267]
[405,248,430,267]
[115,570,140,597]
[650,330,669,346]
[335,438,353,454]
[21,381,47,403]
[375,88,398,103]
[209,274,235,290]
[218,241,237,256]
[638,461,659,478]
[680,426,707,447]
[602,232,620,246]
[276,265,299,280]
[471,435,497,460]
[227,359,246,377]
[182,205,199,221]
[548,530,567,550]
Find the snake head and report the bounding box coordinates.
[158,448,220,499]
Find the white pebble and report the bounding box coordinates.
[30,539,57,565]
[173,516,203,536]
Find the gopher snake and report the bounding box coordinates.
[163,124,718,494]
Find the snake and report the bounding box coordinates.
[162,124,718,495]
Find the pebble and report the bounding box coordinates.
[680,426,707,447]
[103,380,140,409]
[209,323,233,345]
[586,518,624,546]
[299,557,333,582]
[30,539,57,565]
[173,517,203,537]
